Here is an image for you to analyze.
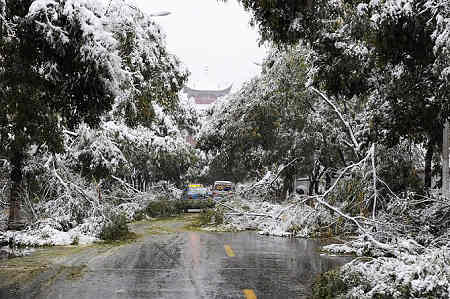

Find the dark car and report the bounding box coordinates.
[180,184,214,211]
[181,184,208,200]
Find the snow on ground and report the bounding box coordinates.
[339,247,450,298]
[0,208,7,232]
[0,193,159,247]
[3,218,98,247]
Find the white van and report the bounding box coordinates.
[212,181,234,201]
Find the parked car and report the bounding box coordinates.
[180,184,214,211]
[212,180,234,201]
[181,184,207,200]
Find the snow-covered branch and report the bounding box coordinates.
[310,86,360,154]
[111,175,142,194]
[268,158,298,187]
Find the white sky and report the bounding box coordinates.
[133,0,268,91]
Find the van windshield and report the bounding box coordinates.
[214,184,232,191]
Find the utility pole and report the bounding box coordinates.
[443,121,449,198]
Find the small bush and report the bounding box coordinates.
[71,235,80,245]
[134,210,146,221]
[199,209,215,225]
[145,200,183,218]
[311,269,348,299]
[99,214,130,241]
[214,208,224,225]
[199,208,224,225]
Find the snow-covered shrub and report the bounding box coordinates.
[339,247,450,298]
[311,269,348,299]
[313,248,450,299]
[211,197,336,237]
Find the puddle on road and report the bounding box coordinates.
[216,232,353,298]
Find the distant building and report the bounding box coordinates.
[183,85,232,106]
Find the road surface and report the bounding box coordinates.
[0,215,351,298]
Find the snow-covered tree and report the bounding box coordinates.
[0,0,188,228]
[198,46,356,198]
[225,0,450,190]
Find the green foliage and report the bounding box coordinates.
[377,144,424,194]
[287,224,302,236]
[224,0,320,45]
[311,269,348,299]
[70,235,80,246]
[241,205,250,211]
[145,200,183,218]
[0,1,116,156]
[99,214,130,242]
[198,208,224,225]
[224,0,450,191]
[198,209,214,225]
[327,177,369,217]
[133,210,146,221]
[197,47,312,184]
[144,199,216,218]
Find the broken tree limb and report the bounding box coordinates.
[268,158,299,188]
[216,202,274,219]
[111,175,142,194]
[370,144,378,220]
[216,201,240,212]
[225,212,274,218]
[311,86,360,155]
[240,158,299,199]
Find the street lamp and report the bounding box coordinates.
[149,11,171,17]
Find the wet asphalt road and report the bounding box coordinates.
[0,217,350,299]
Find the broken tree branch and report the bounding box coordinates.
[370,144,377,220]
[111,175,142,194]
[311,86,360,155]
[268,158,299,188]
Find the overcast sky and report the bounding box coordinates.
[133,0,267,91]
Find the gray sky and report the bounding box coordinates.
[133,0,267,91]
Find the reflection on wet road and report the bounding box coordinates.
[0,220,351,299]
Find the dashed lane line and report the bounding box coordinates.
[224,245,235,257]
[224,245,256,298]
[243,289,257,299]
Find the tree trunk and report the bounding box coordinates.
[325,172,331,190]
[443,121,449,197]
[308,177,314,196]
[8,149,25,230]
[314,179,320,194]
[424,138,434,190]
